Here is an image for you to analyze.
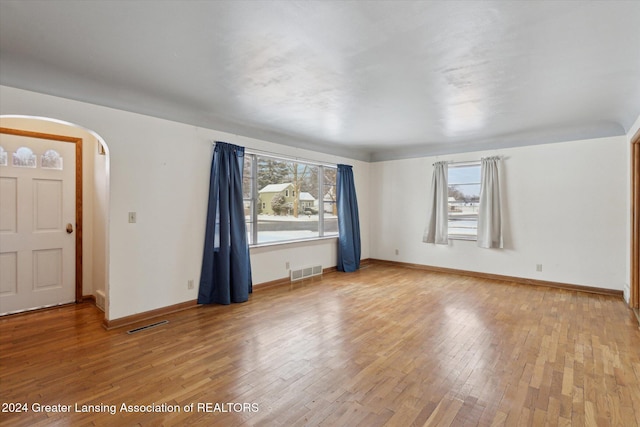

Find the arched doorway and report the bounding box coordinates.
[0,115,109,317]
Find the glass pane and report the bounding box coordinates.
[243,200,252,222]
[41,149,63,170]
[449,185,479,236]
[448,164,480,185]
[323,167,338,236]
[448,164,480,238]
[243,200,253,242]
[448,183,480,203]
[448,217,478,237]
[242,155,252,199]
[0,146,7,166]
[12,147,37,168]
[256,156,319,244]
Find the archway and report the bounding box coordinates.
[0,115,110,317]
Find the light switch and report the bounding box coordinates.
[128,212,137,223]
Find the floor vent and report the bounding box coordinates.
[95,290,106,312]
[127,320,169,334]
[290,265,323,282]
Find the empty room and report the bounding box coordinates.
[1,1,639,426]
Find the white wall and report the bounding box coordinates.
[0,83,628,319]
[92,140,109,301]
[370,136,628,291]
[0,85,370,321]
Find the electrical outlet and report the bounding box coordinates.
[536,264,543,272]
[395,249,399,255]
[128,212,137,223]
[285,261,290,270]
[187,279,194,290]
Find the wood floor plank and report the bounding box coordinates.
[1,263,639,426]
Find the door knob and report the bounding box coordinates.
[66,223,74,234]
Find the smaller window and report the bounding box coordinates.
[285,189,289,197]
[12,147,37,168]
[448,163,481,240]
[41,149,63,170]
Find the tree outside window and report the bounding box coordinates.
[243,154,337,245]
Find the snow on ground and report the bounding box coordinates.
[254,214,337,222]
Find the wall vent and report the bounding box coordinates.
[95,290,106,312]
[290,265,323,282]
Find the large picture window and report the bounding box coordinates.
[448,162,481,239]
[243,153,338,245]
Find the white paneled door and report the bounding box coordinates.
[0,132,77,315]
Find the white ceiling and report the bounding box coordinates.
[1,1,639,161]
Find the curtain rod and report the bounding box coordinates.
[212,141,338,168]
[433,156,502,167]
[447,160,479,167]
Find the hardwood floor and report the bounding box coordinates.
[1,263,639,426]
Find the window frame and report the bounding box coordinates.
[447,161,481,241]
[243,152,338,247]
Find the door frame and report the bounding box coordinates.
[632,128,640,310]
[0,127,83,303]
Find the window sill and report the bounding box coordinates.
[249,236,338,250]
[448,235,477,242]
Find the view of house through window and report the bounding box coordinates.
[243,154,338,245]
[448,162,481,239]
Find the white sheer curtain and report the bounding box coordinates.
[477,156,503,248]
[423,161,449,244]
